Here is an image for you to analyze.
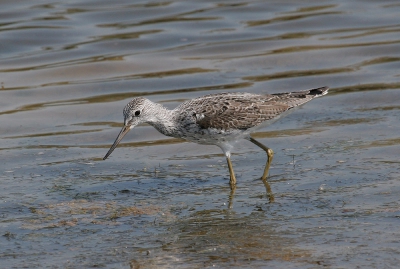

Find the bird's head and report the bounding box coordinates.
[103,97,150,160]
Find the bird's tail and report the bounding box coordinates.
[306,86,329,97]
[271,86,329,108]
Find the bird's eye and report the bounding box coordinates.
[134,110,141,116]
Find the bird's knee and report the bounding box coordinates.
[267,148,274,158]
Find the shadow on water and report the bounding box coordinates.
[135,210,315,268]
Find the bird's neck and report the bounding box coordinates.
[146,103,178,137]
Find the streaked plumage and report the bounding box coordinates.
[103,86,329,189]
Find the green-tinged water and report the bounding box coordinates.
[1,1,400,268]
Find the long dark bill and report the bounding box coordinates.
[103,126,131,160]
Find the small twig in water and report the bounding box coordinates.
[292,155,296,169]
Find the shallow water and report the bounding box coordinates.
[1,0,400,268]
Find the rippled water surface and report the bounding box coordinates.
[1,0,400,268]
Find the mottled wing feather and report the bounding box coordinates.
[177,93,287,130]
[177,87,328,131]
[196,100,289,130]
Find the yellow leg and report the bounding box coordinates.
[249,137,275,202]
[226,156,237,208]
[226,156,236,190]
[228,185,236,209]
[261,177,275,203]
[249,137,274,180]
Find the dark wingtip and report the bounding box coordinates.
[309,86,329,96]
